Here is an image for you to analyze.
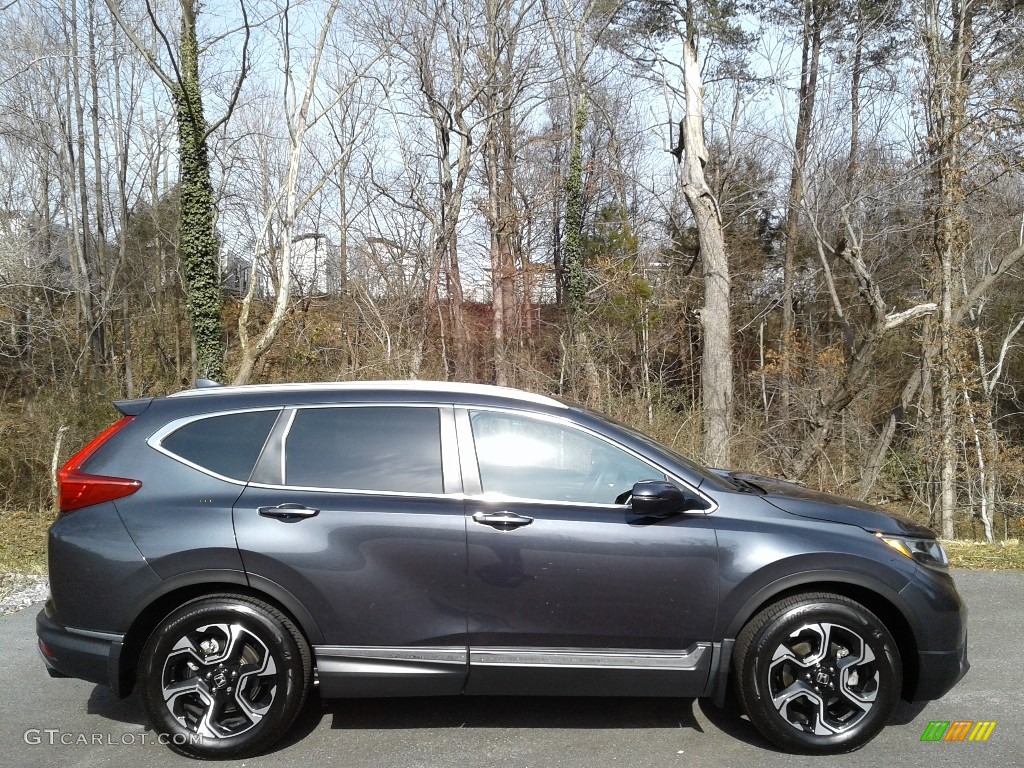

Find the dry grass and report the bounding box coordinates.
[943,539,1024,570]
[0,509,51,575]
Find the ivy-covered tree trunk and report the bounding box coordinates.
[564,96,586,321]
[175,0,223,381]
[562,94,601,403]
[921,0,974,539]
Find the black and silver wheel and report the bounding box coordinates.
[137,595,311,759]
[733,593,902,754]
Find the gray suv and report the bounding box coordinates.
[37,381,968,758]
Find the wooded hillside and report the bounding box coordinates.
[1,0,1022,540]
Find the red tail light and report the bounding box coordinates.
[57,416,142,514]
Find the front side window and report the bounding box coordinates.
[469,410,665,504]
[284,406,443,494]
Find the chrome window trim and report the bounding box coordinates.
[243,482,464,500]
[147,407,283,485]
[461,405,718,514]
[146,400,715,512]
[238,485,632,507]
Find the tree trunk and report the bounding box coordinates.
[779,0,824,432]
[176,0,224,381]
[87,0,111,369]
[680,26,732,467]
[67,0,105,370]
[562,95,601,402]
[922,0,973,538]
[856,370,921,500]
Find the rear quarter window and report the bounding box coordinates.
[160,410,280,481]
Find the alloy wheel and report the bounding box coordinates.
[767,621,879,736]
[161,622,278,739]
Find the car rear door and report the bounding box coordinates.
[459,407,719,697]
[233,403,468,697]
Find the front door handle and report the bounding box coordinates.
[258,503,320,521]
[472,511,533,529]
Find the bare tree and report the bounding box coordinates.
[234,0,346,384]
[917,0,1024,536]
[544,0,621,401]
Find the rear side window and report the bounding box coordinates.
[284,406,443,494]
[161,410,279,481]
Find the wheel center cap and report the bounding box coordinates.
[815,669,831,686]
[212,670,229,689]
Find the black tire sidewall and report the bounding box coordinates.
[739,598,902,754]
[137,598,306,759]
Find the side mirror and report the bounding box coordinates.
[629,480,708,518]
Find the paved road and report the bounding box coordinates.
[2,570,1020,768]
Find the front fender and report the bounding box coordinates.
[717,560,915,641]
[703,553,919,706]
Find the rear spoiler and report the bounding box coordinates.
[113,398,155,417]
[114,380,222,416]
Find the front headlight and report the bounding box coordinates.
[875,533,949,568]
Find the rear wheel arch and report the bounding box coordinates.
[118,577,322,699]
[136,593,313,758]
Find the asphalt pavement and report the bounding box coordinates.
[2,570,1020,768]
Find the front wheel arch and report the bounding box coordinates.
[731,592,903,754]
[718,578,919,702]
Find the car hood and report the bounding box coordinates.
[718,471,937,538]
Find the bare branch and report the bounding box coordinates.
[883,303,939,331]
[204,0,251,141]
[102,0,177,90]
[989,315,1024,390]
[144,0,185,88]
[957,243,1024,324]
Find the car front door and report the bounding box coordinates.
[460,408,720,697]
[233,404,467,697]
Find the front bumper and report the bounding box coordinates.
[36,602,124,691]
[914,634,969,700]
[900,566,969,701]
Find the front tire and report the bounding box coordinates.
[137,594,312,759]
[733,593,902,754]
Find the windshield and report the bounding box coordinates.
[565,402,725,486]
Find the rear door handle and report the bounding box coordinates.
[472,511,533,529]
[258,503,320,521]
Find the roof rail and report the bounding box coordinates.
[168,380,566,408]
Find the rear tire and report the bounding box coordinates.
[732,592,901,754]
[137,594,311,759]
